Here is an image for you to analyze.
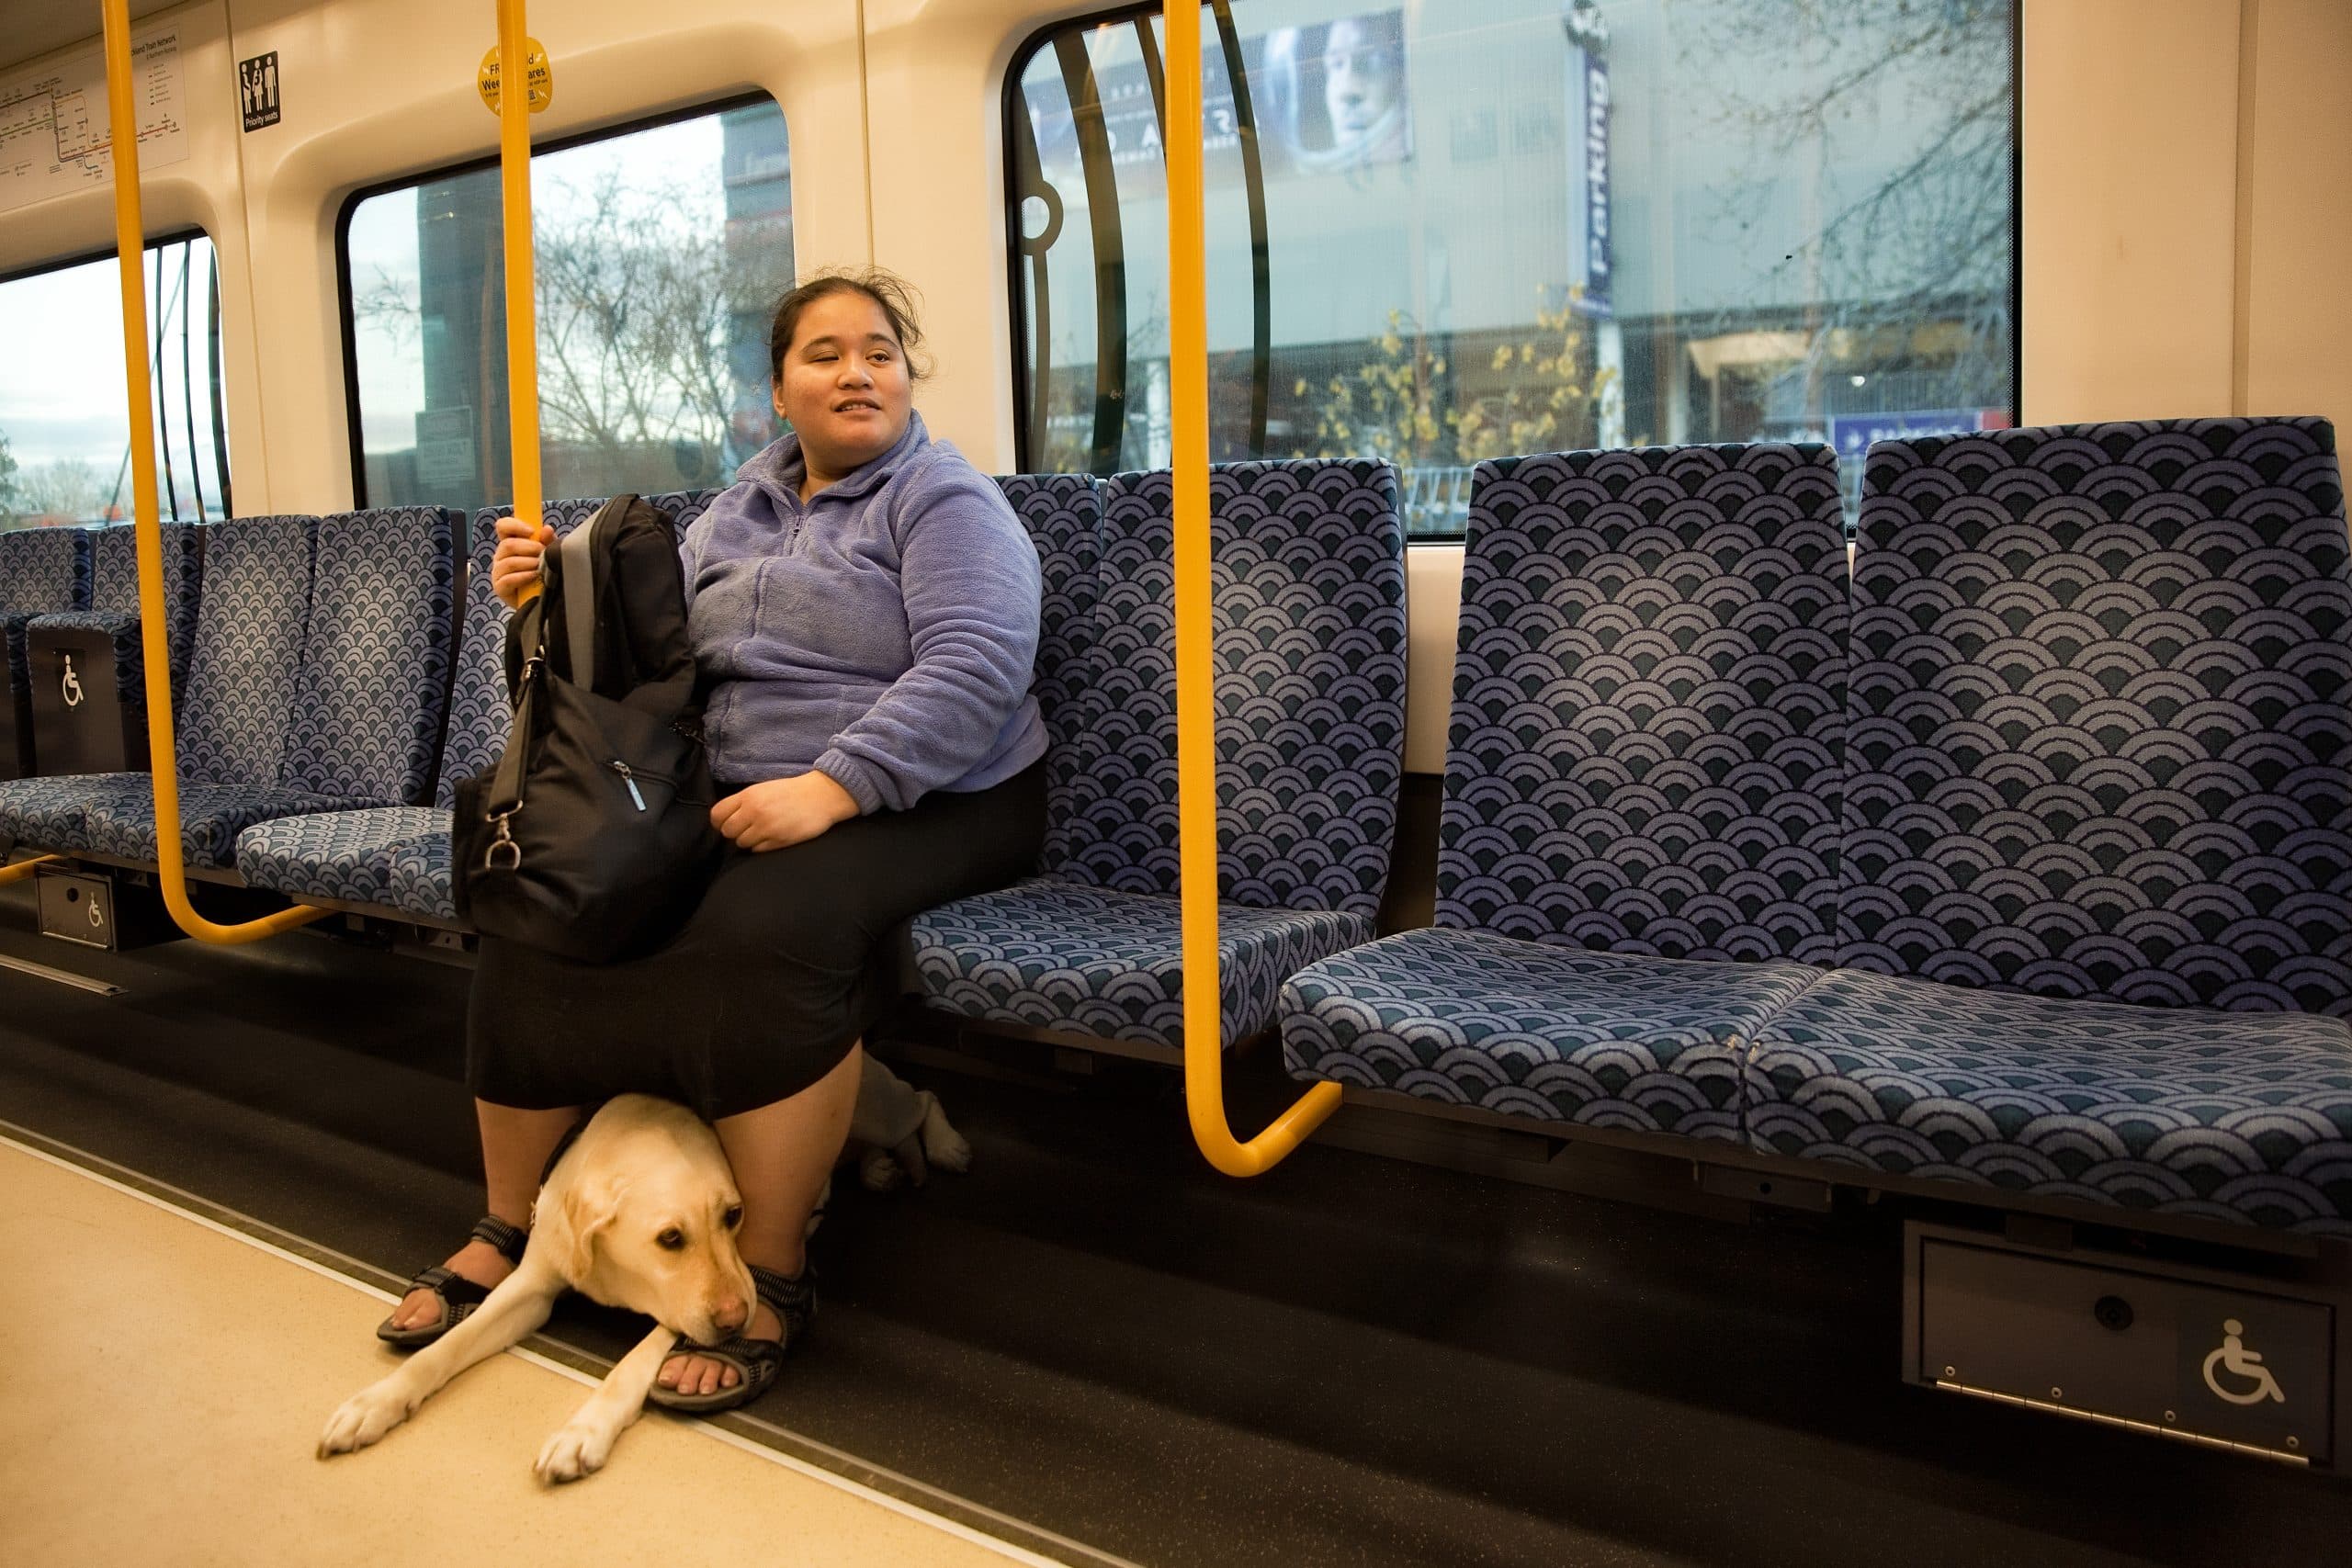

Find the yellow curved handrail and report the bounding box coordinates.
[0,854,62,887]
[101,0,323,943]
[1166,2,1341,1175]
[496,0,546,607]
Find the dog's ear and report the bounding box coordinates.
[547,1171,624,1281]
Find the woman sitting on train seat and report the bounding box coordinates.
[378,268,1047,1414]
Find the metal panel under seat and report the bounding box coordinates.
[33,865,173,951]
[1905,1221,2342,1466]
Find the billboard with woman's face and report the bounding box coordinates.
[1261,11,1411,174]
[1022,7,1412,193]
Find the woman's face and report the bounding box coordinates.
[771,289,914,478]
[1322,19,1397,143]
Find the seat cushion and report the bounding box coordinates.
[235,806,449,908]
[1746,967,2352,1235]
[83,784,368,869]
[0,772,153,852]
[382,820,458,923]
[1283,927,1825,1140]
[911,877,1374,1048]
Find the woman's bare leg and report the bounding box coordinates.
[385,1100,582,1331]
[660,1043,863,1397]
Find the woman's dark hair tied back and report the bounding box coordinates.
[767,267,930,384]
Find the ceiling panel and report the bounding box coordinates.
[0,0,192,77]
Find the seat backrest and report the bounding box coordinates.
[1075,459,1408,918]
[0,525,93,610]
[1435,444,1849,962]
[86,522,204,694]
[442,492,720,807]
[279,506,460,805]
[1841,416,2352,1014]
[177,516,317,787]
[995,474,1102,876]
[438,515,513,808]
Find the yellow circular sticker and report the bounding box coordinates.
[478,39,553,116]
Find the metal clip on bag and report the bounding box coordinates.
[451,495,721,963]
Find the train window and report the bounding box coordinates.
[1008,0,2018,534]
[0,234,231,530]
[342,97,794,515]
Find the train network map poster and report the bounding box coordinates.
[0,27,189,217]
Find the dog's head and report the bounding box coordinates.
[541,1104,756,1346]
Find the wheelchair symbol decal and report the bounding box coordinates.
[61,655,84,708]
[2201,1319,2286,1406]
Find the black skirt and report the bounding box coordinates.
[467,760,1045,1120]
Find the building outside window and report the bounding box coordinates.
[1011,0,2017,534]
[345,98,794,517]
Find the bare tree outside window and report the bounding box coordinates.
[346,103,794,513]
[8,457,106,526]
[1663,0,2015,423]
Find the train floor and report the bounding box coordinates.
[1,881,2347,1567]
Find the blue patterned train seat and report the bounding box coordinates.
[77,506,458,866]
[913,459,1408,1050]
[995,474,1102,875]
[235,493,718,921]
[1283,443,1850,1140]
[0,515,314,856]
[1,525,95,762]
[0,508,460,868]
[1745,417,2352,1235]
[24,521,204,719]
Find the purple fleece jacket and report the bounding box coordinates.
[678,413,1046,813]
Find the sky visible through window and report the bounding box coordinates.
[346,105,792,516]
[0,237,224,527]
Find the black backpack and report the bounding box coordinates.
[451,495,722,962]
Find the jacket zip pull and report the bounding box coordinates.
[611,761,647,811]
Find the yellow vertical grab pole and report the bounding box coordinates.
[497,0,545,605]
[100,0,322,942]
[1165,2,1340,1175]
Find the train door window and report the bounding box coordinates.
[0,234,231,530]
[1007,1,2018,535]
[341,97,794,516]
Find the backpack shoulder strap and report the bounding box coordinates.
[557,494,638,686]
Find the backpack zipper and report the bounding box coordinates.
[610,761,648,811]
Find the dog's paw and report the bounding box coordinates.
[535,1418,617,1485]
[318,1382,416,1459]
[920,1100,972,1174]
[859,1145,904,1192]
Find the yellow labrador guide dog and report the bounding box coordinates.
[320,1095,763,1483]
[320,1064,968,1482]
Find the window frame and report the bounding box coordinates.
[0,227,229,524]
[1000,3,2026,529]
[334,90,786,511]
